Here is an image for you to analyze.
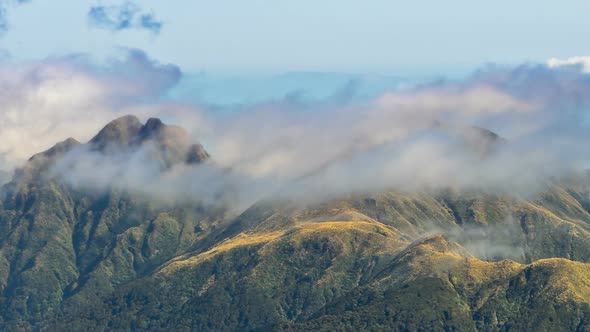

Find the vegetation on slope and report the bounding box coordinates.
[3,117,590,330]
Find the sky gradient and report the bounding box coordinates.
[2,0,590,74]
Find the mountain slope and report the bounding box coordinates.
[2,116,590,330]
[0,116,221,330]
[55,224,590,331]
[52,184,590,330]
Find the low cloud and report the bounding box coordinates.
[164,61,590,205]
[3,54,590,266]
[548,56,590,73]
[88,1,162,34]
[423,213,528,262]
[4,52,590,211]
[0,49,180,171]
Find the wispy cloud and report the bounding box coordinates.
[34,58,590,210]
[0,0,31,35]
[547,56,590,73]
[88,2,162,34]
[5,51,590,209]
[139,12,162,33]
[2,0,162,36]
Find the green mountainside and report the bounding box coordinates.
[2,116,590,331]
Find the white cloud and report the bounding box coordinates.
[547,56,590,72]
[0,49,181,171]
[5,53,590,208]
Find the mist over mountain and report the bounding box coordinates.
[3,0,590,329]
[4,49,590,330]
[0,170,9,186]
[1,107,590,330]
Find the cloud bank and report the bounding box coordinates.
[4,52,590,210]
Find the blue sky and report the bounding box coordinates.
[2,0,590,75]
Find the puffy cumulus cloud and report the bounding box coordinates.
[548,56,590,73]
[0,49,181,171]
[88,1,163,34]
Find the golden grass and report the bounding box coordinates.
[297,209,379,224]
[158,217,590,307]
[295,220,399,236]
[528,258,590,302]
[162,230,285,272]
[161,220,403,273]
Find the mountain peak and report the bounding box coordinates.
[144,117,164,131]
[89,114,142,151]
[31,137,81,161]
[137,117,173,142]
[15,137,81,182]
[9,115,209,185]
[89,115,210,166]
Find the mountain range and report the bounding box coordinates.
[2,115,590,331]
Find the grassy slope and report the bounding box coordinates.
[5,178,590,330]
[58,219,590,331]
[0,180,225,330]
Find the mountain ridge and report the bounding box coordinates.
[2,115,590,330]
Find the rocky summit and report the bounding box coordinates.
[2,116,590,331]
[89,115,209,165]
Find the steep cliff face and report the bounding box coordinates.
[3,116,590,331]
